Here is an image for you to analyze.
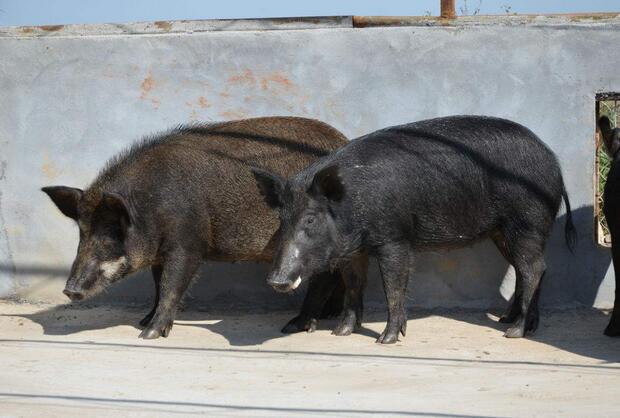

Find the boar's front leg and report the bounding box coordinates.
[332,253,369,336]
[139,265,163,328]
[281,271,341,334]
[376,242,411,344]
[320,273,345,319]
[139,252,200,339]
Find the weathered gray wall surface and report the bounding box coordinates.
[1,16,619,311]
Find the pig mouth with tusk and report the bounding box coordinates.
[266,274,303,293]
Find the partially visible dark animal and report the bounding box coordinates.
[598,116,620,337]
[254,115,575,344]
[42,116,354,339]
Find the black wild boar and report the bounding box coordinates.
[42,116,355,339]
[253,115,576,344]
[598,116,620,336]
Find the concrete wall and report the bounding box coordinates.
[1,15,619,310]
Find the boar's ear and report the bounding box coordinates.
[309,165,345,202]
[251,167,284,209]
[100,192,133,229]
[598,116,620,157]
[41,186,83,220]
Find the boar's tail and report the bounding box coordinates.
[562,187,577,252]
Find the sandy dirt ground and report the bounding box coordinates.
[0,301,619,417]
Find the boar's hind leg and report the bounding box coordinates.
[503,235,546,339]
[498,279,522,324]
[139,265,163,328]
[139,253,200,339]
[332,253,369,337]
[281,271,340,334]
[491,233,522,324]
[375,243,411,344]
[492,232,545,327]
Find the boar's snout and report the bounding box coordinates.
[267,273,302,294]
[63,286,85,302]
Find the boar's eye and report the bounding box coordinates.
[305,215,315,226]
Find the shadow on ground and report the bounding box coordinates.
[7,300,620,364]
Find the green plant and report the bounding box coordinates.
[598,144,612,239]
[597,100,619,244]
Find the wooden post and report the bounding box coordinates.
[441,0,456,19]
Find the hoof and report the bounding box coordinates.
[332,322,355,336]
[332,315,360,336]
[376,331,399,344]
[139,328,161,339]
[139,322,172,339]
[281,316,317,334]
[604,322,620,337]
[376,322,406,344]
[504,325,525,338]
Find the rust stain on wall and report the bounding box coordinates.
[261,73,295,91]
[222,69,303,112]
[139,70,160,109]
[198,96,211,108]
[227,69,256,85]
[140,70,155,100]
[226,69,298,98]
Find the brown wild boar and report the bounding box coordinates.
[42,116,360,339]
